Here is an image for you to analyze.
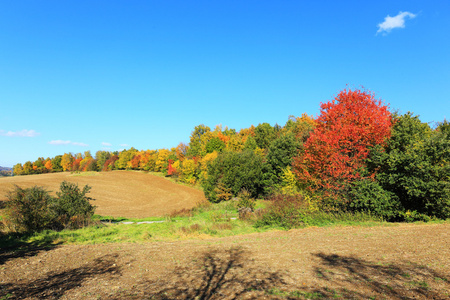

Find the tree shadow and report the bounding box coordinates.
[0,253,121,299]
[0,232,62,266]
[112,247,289,300]
[308,252,450,299]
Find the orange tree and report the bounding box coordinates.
[293,88,393,203]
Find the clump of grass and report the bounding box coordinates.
[169,208,193,218]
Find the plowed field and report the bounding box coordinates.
[0,171,205,218]
[1,223,449,299]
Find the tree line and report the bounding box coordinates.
[13,88,450,221]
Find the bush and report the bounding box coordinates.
[347,179,400,220]
[202,150,265,202]
[255,194,309,229]
[53,181,96,229]
[4,186,55,233]
[2,181,96,233]
[236,189,256,211]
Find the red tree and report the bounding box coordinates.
[293,88,392,192]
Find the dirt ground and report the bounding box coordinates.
[0,171,205,218]
[1,223,449,299]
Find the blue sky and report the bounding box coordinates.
[1,1,449,167]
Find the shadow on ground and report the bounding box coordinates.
[306,252,450,299]
[0,232,62,266]
[0,254,121,299]
[112,247,290,299]
[111,249,450,300]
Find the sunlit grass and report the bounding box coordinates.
[2,198,449,248]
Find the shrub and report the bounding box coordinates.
[3,181,96,233]
[236,189,256,211]
[53,181,96,229]
[255,194,309,229]
[202,150,265,202]
[347,179,400,220]
[4,186,55,233]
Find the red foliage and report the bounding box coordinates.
[103,155,119,171]
[130,154,141,169]
[72,158,83,171]
[167,159,177,176]
[293,88,392,192]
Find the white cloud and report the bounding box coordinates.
[377,11,416,35]
[72,142,89,147]
[49,140,89,147]
[0,129,40,137]
[49,140,71,145]
[120,143,129,147]
[102,142,112,146]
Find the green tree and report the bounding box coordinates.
[51,155,63,172]
[205,136,226,153]
[254,123,277,150]
[187,124,211,157]
[13,163,23,176]
[202,151,265,202]
[368,113,450,219]
[95,151,111,171]
[263,133,301,193]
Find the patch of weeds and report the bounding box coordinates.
[401,272,411,278]
[407,280,430,290]
[268,288,323,298]
[434,276,448,282]
[211,222,233,231]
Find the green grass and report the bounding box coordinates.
[2,199,449,248]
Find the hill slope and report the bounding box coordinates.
[0,171,205,218]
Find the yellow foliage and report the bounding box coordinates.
[155,149,170,172]
[181,159,197,183]
[199,151,218,179]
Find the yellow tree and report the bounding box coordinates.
[61,153,74,171]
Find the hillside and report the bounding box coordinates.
[0,171,205,218]
[0,166,12,171]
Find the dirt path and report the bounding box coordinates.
[0,171,205,218]
[1,223,449,299]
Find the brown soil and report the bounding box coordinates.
[0,171,205,218]
[1,223,449,299]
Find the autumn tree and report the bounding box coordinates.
[187,124,211,157]
[61,153,74,171]
[293,88,393,196]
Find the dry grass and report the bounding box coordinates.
[0,171,205,218]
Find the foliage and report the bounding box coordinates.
[187,124,211,157]
[346,178,399,220]
[254,122,277,150]
[2,182,96,233]
[368,113,450,219]
[116,148,138,170]
[4,186,55,233]
[214,182,232,202]
[255,194,309,229]
[263,133,301,193]
[205,137,226,153]
[236,189,256,210]
[293,88,392,195]
[53,181,96,229]
[202,151,265,202]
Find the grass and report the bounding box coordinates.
[0,199,397,248]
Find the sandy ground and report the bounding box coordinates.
[1,223,449,299]
[0,171,205,218]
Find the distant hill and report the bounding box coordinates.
[0,166,12,172]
